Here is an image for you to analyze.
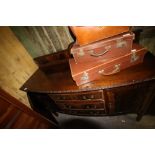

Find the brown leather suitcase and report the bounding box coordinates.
[71,32,134,64]
[70,26,130,46]
[69,44,147,86]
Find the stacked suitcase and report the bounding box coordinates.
[69,26,147,86]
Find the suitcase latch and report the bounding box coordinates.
[116,38,127,48]
[77,49,85,57]
[81,72,89,81]
[131,49,139,62]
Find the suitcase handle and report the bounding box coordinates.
[98,64,121,75]
[89,46,111,57]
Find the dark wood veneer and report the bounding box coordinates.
[21,50,155,121]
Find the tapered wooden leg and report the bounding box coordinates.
[136,114,142,121]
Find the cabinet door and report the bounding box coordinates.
[106,82,153,114]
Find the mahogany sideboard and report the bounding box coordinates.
[21,49,155,124]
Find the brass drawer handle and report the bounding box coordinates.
[84,105,103,109]
[82,95,87,100]
[53,96,66,100]
[82,95,95,100]
[57,96,61,100]
[90,95,94,99]
[85,105,91,109]
[65,105,72,109]
[82,96,91,100]
[62,96,66,100]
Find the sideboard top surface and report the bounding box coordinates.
[21,52,155,93]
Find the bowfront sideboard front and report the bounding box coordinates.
[21,49,155,124]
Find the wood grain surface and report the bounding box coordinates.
[21,50,155,93]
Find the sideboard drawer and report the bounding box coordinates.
[61,109,106,116]
[55,99,106,111]
[49,90,104,101]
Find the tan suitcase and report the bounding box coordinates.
[69,44,147,86]
[71,32,134,64]
[70,26,130,46]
